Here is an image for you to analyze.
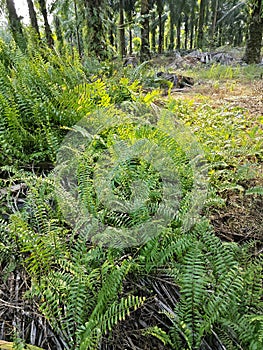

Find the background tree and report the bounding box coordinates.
[168,0,175,50]
[38,0,54,47]
[84,0,109,60]
[140,0,151,61]
[156,0,164,53]
[124,0,136,55]
[189,0,197,49]
[73,0,82,57]
[119,0,126,57]
[26,0,40,39]
[5,0,27,50]
[243,0,263,63]
[210,0,219,44]
[197,0,206,48]
[1,0,261,61]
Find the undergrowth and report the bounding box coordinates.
[0,43,262,350]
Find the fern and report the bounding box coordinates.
[175,245,209,348]
[79,295,145,349]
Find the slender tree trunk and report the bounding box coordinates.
[168,0,176,51]
[127,10,133,55]
[140,0,150,62]
[128,27,132,55]
[184,14,189,49]
[73,0,82,57]
[197,0,206,48]
[151,10,156,52]
[210,0,219,43]
[243,0,263,64]
[6,0,27,51]
[158,11,163,53]
[119,0,126,57]
[189,0,196,49]
[157,0,164,54]
[26,0,40,39]
[176,18,181,49]
[38,0,54,48]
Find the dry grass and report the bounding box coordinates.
[170,79,263,118]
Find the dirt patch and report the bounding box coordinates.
[209,184,263,250]
[171,80,263,117]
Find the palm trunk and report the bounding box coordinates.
[168,0,175,51]
[38,0,54,48]
[157,11,163,53]
[176,18,181,49]
[26,0,40,39]
[119,0,126,57]
[184,14,189,49]
[197,0,206,48]
[243,0,263,64]
[129,26,132,55]
[140,0,150,62]
[126,9,133,55]
[189,1,196,49]
[73,0,82,57]
[84,0,108,60]
[151,10,156,52]
[6,0,27,51]
[210,0,218,43]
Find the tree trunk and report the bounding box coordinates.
[157,0,164,54]
[26,0,40,39]
[38,0,54,48]
[140,0,150,62]
[189,1,196,49]
[243,0,263,64]
[158,11,163,53]
[119,0,126,57]
[124,0,136,55]
[73,0,82,57]
[197,0,206,48]
[151,10,156,52]
[126,10,133,55]
[184,14,189,49]
[84,0,108,60]
[168,1,175,51]
[5,0,27,51]
[128,27,132,55]
[210,0,219,44]
[176,18,181,49]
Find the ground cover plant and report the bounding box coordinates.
[0,42,262,350]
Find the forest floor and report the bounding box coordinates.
[147,50,263,251]
[1,48,262,349]
[170,77,263,252]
